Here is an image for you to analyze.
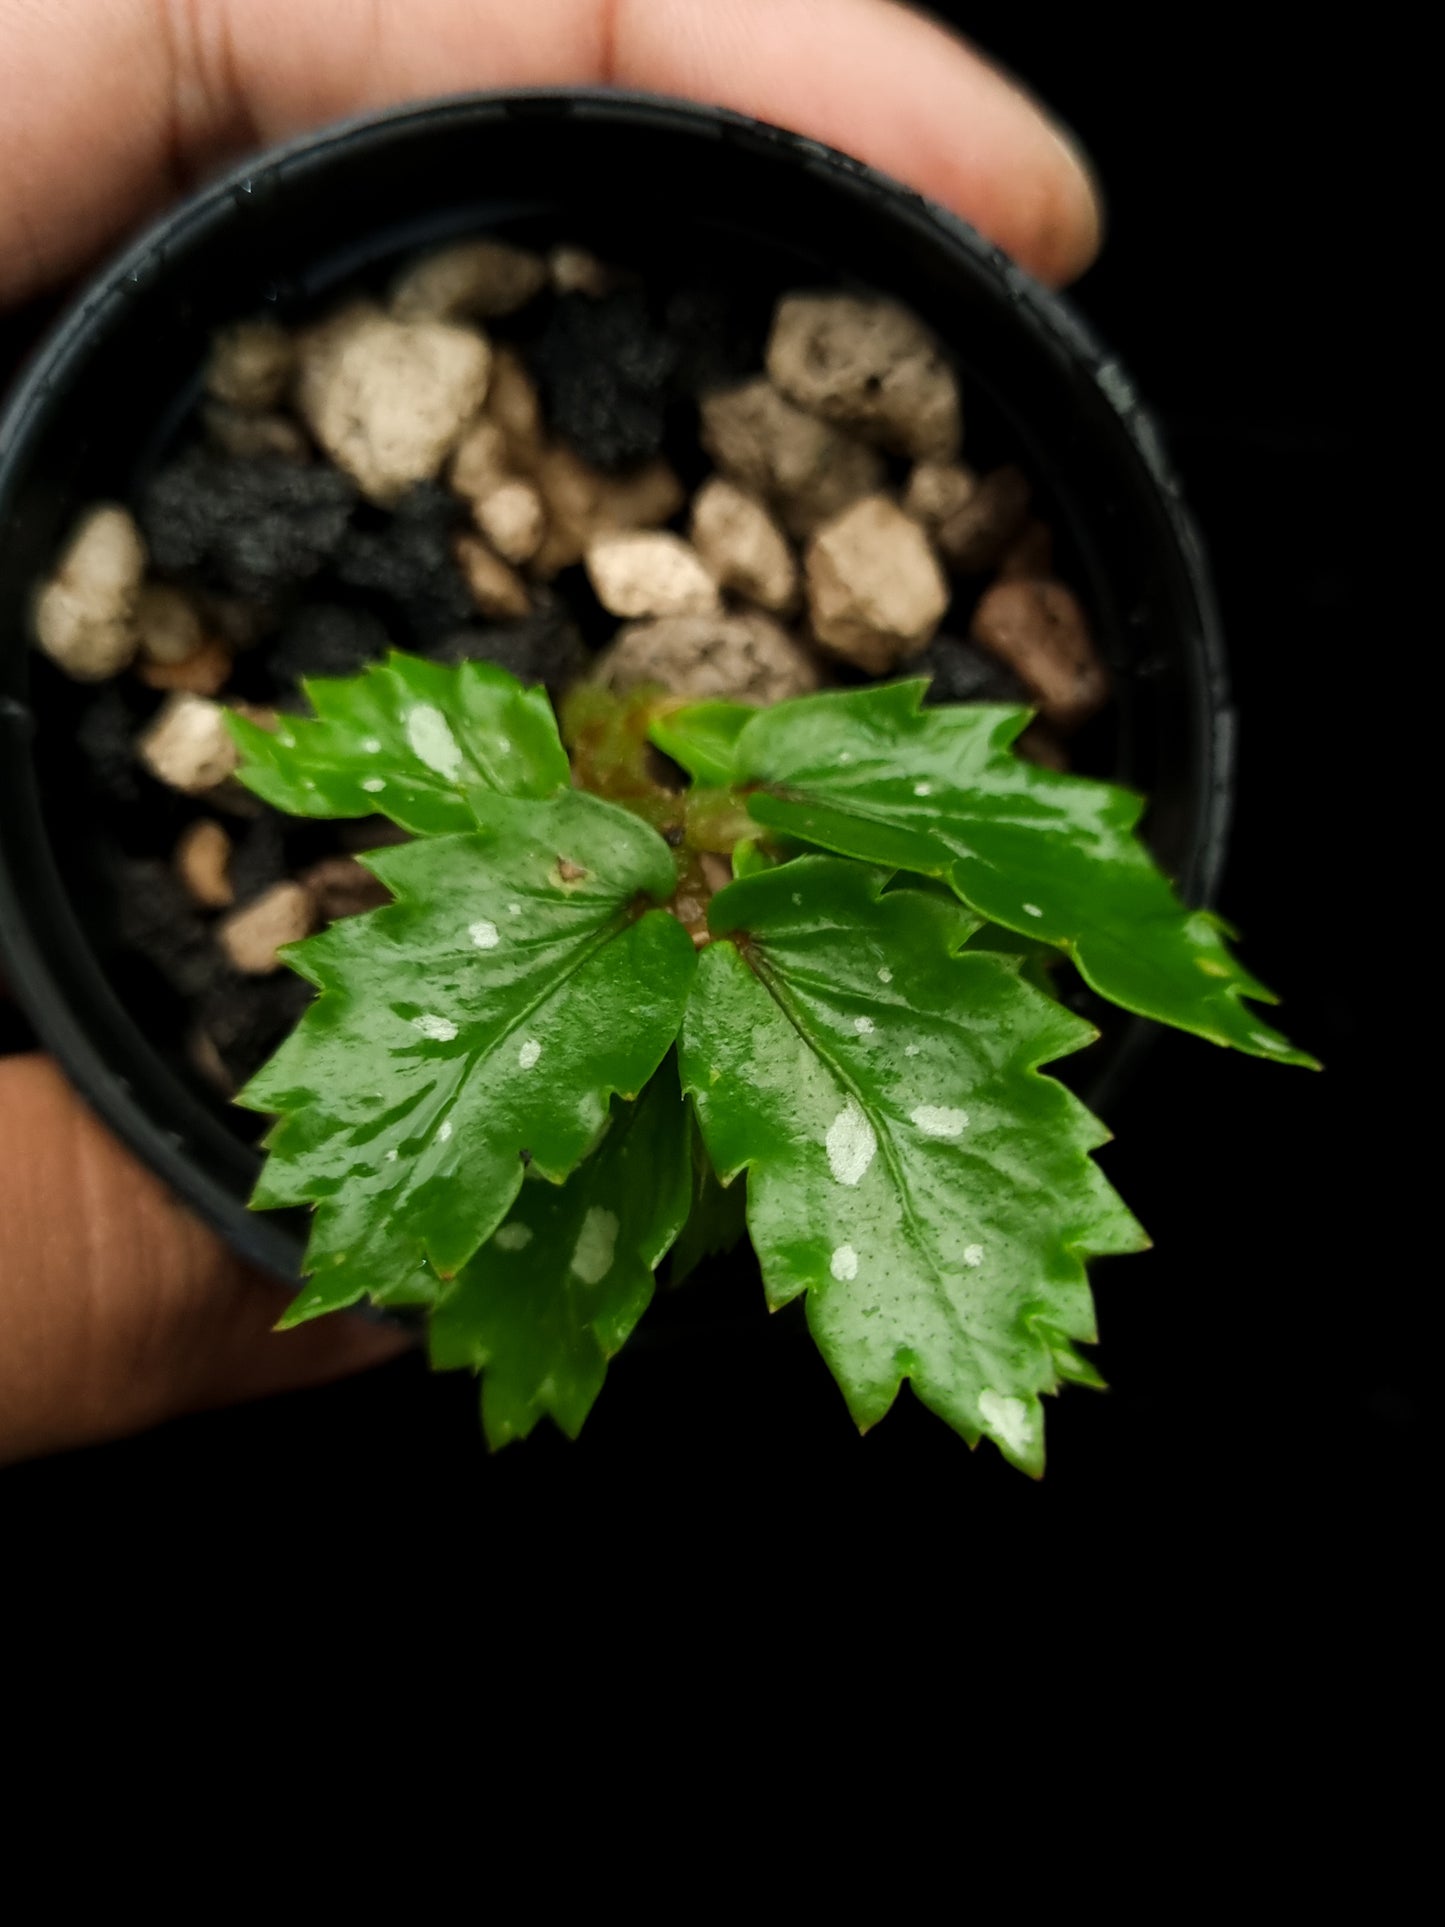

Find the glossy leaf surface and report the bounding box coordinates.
[680,858,1147,1471]
[228,651,569,835]
[429,1060,692,1446]
[685,682,1314,1065]
[243,789,695,1322]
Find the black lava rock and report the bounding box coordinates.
[531,288,678,469]
[197,968,314,1088]
[664,282,772,395]
[76,684,151,805]
[428,600,588,692]
[228,814,290,907]
[141,446,357,598]
[910,635,1030,706]
[332,483,474,641]
[114,858,221,999]
[265,602,391,692]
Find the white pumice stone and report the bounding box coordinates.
[136,693,240,794]
[688,477,799,612]
[593,610,821,705]
[389,240,548,322]
[767,293,962,461]
[134,583,205,665]
[295,304,491,504]
[804,495,950,674]
[583,530,721,620]
[218,881,315,974]
[472,479,546,565]
[32,505,147,681]
[699,377,886,539]
[204,319,295,413]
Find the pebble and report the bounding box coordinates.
[33,505,146,680]
[699,377,885,538]
[265,603,390,692]
[547,245,620,298]
[427,601,588,691]
[202,402,310,464]
[903,460,979,532]
[295,304,491,503]
[472,478,546,565]
[531,288,678,470]
[767,293,961,461]
[448,417,513,501]
[389,240,547,322]
[299,854,392,920]
[909,634,1030,706]
[805,495,950,673]
[528,447,685,577]
[204,319,295,413]
[593,610,821,705]
[481,346,546,466]
[333,483,474,638]
[970,579,1108,731]
[455,535,532,619]
[584,531,720,620]
[136,693,240,794]
[217,879,315,974]
[175,819,235,908]
[141,447,356,598]
[688,477,798,612]
[137,635,233,696]
[134,582,205,665]
[935,465,1031,572]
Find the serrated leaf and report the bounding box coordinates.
[228,651,569,835]
[679,857,1147,1473]
[668,1112,749,1287]
[649,700,754,787]
[242,788,695,1322]
[428,1059,692,1446]
[701,682,1315,1066]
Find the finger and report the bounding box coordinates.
[0,1055,410,1465]
[0,0,1099,306]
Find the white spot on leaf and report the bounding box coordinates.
[825,1098,876,1187]
[1251,1031,1287,1051]
[412,1013,457,1042]
[361,737,382,753]
[963,1243,984,1267]
[877,967,893,984]
[830,1244,859,1281]
[384,1148,398,1162]
[360,776,386,793]
[405,703,463,780]
[469,919,499,950]
[1022,903,1043,918]
[913,782,932,797]
[518,1039,541,1069]
[507,902,521,915]
[904,1043,922,1058]
[911,1104,969,1139]
[978,1389,1032,1455]
[494,1222,532,1252]
[854,1016,875,1035]
[436,1120,453,1143]
[571,1207,619,1284]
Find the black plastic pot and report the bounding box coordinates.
[0,90,1230,1292]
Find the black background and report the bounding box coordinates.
[0,11,1415,1636]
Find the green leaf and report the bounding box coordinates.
[428,1059,692,1446]
[242,788,695,1324]
[649,701,753,787]
[227,651,569,836]
[668,1112,749,1287]
[679,857,1148,1473]
[705,681,1316,1066]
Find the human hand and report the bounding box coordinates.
[0,0,1102,1463]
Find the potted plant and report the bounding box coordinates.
[0,94,1312,1474]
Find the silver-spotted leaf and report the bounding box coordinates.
[679,857,1148,1473]
[228,651,568,835]
[696,682,1314,1065]
[243,788,695,1323]
[429,1060,691,1446]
